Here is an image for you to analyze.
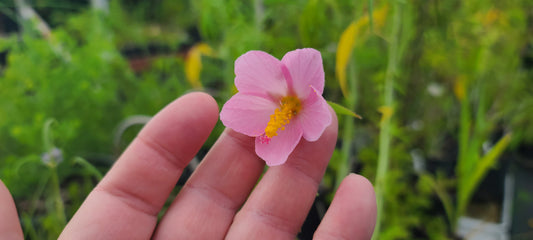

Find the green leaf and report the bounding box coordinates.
[420,174,455,228]
[73,157,103,181]
[42,119,57,152]
[335,21,363,99]
[335,4,389,99]
[457,133,512,219]
[328,101,362,119]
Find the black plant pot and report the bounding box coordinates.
[510,144,533,239]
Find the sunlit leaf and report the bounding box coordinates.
[458,133,512,217]
[372,3,389,35]
[454,75,467,101]
[336,4,389,98]
[378,105,394,124]
[336,21,364,98]
[195,43,214,56]
[328,101,362,119]
[184,43,213,89]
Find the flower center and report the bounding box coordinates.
[264,96,302,139]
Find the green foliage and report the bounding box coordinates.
[328,101,362,119]
[0,3,192,238]
[361,130,450,239]
[412,0,526,232]
[0,0,530,239]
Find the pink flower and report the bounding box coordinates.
[220,48,332,166]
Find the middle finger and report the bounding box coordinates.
[153,129,265,239]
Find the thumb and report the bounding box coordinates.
[0,180,24,240]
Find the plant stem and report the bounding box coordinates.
[373,2,402,239]
[43,119,56,152]
[74,157,104,181]
[50,166,66,227]
[253,0,264,32]
[455,81,470,230]
[337,60,358,189]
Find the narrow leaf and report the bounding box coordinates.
[74,157,103,181]
[454,75,467,102]
[336,21,360,98]
[185,43,213,89]
[185,50,203,88]
[336,4,389,99]
[196,43,214,56]
[458,133,512,218]
[420,174,455,227]
[328,101,362,119]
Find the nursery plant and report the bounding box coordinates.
[0,0,530,239]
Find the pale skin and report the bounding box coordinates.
[0,92,377,239]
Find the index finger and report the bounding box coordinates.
[59,92,219,239]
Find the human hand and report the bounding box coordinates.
[1,92,376,239]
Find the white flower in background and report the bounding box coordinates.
[41,147,63,166]
[427,82,444,97]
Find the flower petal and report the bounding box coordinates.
[297,86,332,142]
[235,51,288,97]
[255,123,303,166]
[220,93,277,136]
[281,48,325,98]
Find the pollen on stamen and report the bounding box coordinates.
[262,96,302,140]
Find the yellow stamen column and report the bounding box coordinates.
[261,96,302,142]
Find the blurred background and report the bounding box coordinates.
[0,0,531,239]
